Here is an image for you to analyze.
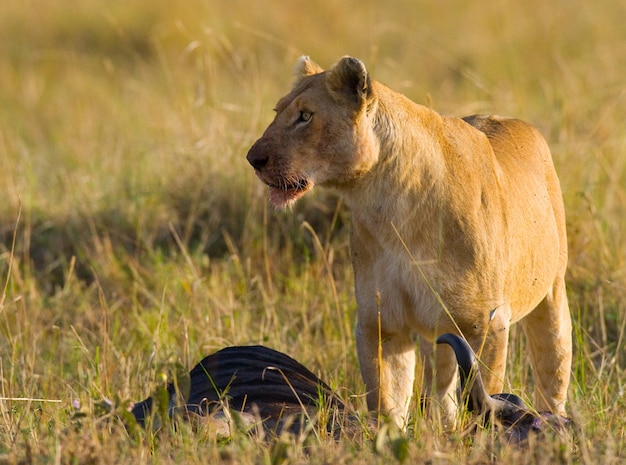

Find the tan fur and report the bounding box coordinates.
[246,56,572,427]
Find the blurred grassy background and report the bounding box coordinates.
[0,0,625,463]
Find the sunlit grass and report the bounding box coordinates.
[0,0,625,463]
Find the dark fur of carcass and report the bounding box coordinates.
[131,336,570,442]
[131,345,344,434]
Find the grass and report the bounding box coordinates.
[1,0,625,463]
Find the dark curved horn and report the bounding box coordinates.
[437,333,570,442]
[436,333,512,415]
[436,334,477,387]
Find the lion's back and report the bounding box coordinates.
[461,114,551,167]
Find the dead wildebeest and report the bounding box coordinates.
[436,333,571,443]
[131,337,569,442]
[130,345,348,437]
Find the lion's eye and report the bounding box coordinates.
[298,111,312,124]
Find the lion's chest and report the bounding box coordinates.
[351,228,450,339]
[350,208,514,341]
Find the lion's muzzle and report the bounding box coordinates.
[246,138,269,170]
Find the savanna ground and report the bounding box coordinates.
[0,0,625,463]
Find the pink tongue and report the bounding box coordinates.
[269,186,303,208]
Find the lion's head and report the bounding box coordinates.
[246,56,380,208]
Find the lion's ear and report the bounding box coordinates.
[326,56,372,106]
[294,56,324,78]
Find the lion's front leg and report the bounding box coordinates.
[355,321,415,428]
[419,338,460,425]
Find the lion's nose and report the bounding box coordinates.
[246,143,269,170]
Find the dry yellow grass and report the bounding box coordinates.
[0,0,625,463]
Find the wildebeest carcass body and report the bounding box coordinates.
[131,337,570,442]
[131,345,345,436]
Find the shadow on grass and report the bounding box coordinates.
[0,184,349,296]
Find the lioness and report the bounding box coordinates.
[246,56,572,427]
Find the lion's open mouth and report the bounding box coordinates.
[268,179,308,192]
[267,179,313,208]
